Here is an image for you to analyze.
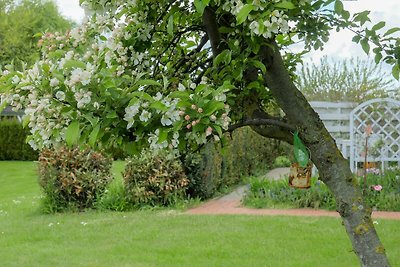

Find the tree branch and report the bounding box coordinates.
[202,7,222,57]
[228,118,294,132]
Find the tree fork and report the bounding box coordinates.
[260,41,390,267]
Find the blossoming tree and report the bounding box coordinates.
[1,0,399,265]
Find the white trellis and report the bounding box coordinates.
[349,98,400,173]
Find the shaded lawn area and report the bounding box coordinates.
[0,161,399,267]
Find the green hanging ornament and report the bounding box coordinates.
[293,131,309,167]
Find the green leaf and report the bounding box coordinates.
[158,129,169,143]
[169,91,190,100]
[135,79,162,87]
[32,32,43,38]
[0,100,8,114]
[392,65,400,80]
[213,49,231,66]
[360,38,370,54]
[342,10,350,20]
[250,60,267,74]
[124,142,138,156]
[352,35,361,43]
[236,4,254,25]
[130,92,153,102]
[372,21,386,31]
[194,0,210,15]
[275,1,296,9]
[334,0,344,14]
[63,60,86,70]
[204,101,225,115]
[21,115,30,128]
[374,53,383,64]
[47,50,65,59]
[353,10,371,26]
[65,121,80,147]
[150,101,168,112]
[384,27,400,37]
[167,15,174,35]
[106,111,118,119]
[88,124,100,147]
[213,125,222,136]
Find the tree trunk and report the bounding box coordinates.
[258,42,391,266]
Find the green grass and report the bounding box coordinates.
[1,161,400,266]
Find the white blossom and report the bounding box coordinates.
[55,91,66,101]
[139,110,151,122]
[12,75,20,84]
[50,78,60,87]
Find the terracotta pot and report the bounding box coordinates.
[288,162,312,189]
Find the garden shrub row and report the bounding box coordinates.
[39,147,191,212]
[243,169,400,211]
[0,118,38,160]
[38,126,290,212]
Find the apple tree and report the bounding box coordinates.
[1,0,399,266]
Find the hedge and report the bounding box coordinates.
[0,118,38,160]
[184,127,288,199]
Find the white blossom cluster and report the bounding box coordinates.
[1,0,233,152]
[222,0,311,38]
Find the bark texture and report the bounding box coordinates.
[259,41,390,267]
[201,9,391,266]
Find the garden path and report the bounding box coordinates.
[186,168,400,220]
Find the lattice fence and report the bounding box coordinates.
[349,98,400,172]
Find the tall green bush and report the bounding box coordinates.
[0,118,38,160]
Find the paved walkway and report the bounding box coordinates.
[187,168,400,220]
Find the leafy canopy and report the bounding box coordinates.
[297,57,397,102]
[1,0,399,154]
[0,0,72,69]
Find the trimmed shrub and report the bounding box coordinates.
[0,118,38,160]
[123,150,189,207]
[38,146,113,212]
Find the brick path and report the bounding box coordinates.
[186,168,400,220]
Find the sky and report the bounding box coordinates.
[55,0,400,74]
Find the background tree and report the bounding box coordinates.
[296,56,395,102]
[1,0,399,266]
[0,0,72,69]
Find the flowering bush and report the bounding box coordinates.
[38,146,113,212]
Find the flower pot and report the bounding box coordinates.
[289,162,312,189]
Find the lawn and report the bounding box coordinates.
[0,161,399,267]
